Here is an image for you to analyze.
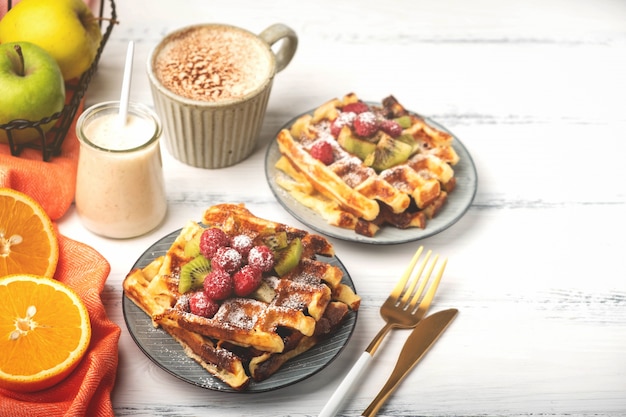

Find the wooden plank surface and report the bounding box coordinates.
[57,0,626,415]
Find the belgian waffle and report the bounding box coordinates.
[274,93,459,237]
[123,203,360,390]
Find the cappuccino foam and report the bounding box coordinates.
[154,25,272,102]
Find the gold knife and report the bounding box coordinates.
[361,308,459,417]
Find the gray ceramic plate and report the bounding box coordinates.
[265,110,478,244]
[122,227,358,393]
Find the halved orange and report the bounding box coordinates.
[0,274,91,392]
[0,188,59,278]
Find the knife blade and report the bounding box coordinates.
[361,308,458,417]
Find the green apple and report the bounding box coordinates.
[0,0,102,81]
[0,42,66,145]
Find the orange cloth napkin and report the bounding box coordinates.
[0,233,121,417]
[0,101,82,221]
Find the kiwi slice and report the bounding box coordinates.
[178,255,211,294]
[337,126,377,160]
[395,133,420,156]
[274,237,303,277]
[264,231,288,251]
[363,135,413,171]
[249,281,277,303]
[394,115,412,129]
[183,232,202,258]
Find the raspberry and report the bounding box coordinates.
[330,112,356,137]
[188,291,220,318]
[309,141,334,165]
[230,234,253,258]
[342,102,369,114]
[203,268,233,300]
[199,228,229,259]
[212,246,242,273]
[353,112,379,137]
[379,119,403,138]
[248,245,275,272]
[233,265,263,297]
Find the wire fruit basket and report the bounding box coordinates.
[0,0,117,161]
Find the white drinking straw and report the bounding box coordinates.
[118,41,135,126]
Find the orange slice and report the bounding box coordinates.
[0,188,59,278]
[0,274,91,392]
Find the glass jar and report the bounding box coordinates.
[75,101,167,238]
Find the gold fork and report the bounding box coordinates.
[318,246,446,417]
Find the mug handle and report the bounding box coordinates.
[258,23,298,73]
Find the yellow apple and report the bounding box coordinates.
[0,0,102,81]
[0,42,66,144]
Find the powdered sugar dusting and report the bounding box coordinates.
[357,111,376,126]
[223,306,256,330]
[335,111,356,127]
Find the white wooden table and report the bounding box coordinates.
[57,0,626,415]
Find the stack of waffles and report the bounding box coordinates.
[274,93,459,237]
[123,203,360,390]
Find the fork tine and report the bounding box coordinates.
[406,253,438,309]
[399,249,431,305]
[390,246,424,300]
[410,257,447,315]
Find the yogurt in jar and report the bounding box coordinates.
[75,102,167,239]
